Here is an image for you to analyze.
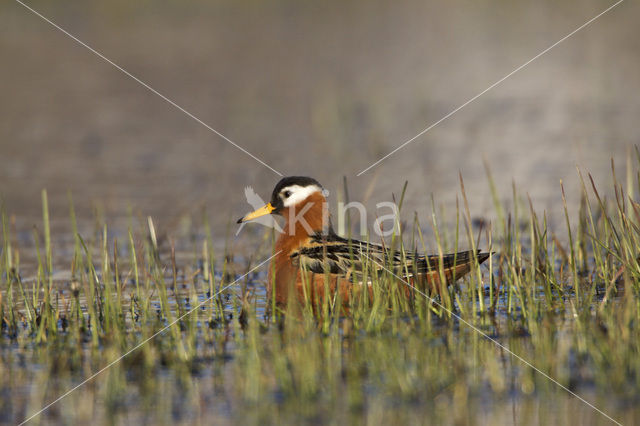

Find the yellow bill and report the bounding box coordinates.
[237,203,275,223]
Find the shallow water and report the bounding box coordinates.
[2,237,637,425]
[2,0,640,424]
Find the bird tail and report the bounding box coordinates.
[414,250,491,290]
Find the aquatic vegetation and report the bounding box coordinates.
[2,158,640,425]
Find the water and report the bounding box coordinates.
[1,0,638,238]
[2,0,640,424]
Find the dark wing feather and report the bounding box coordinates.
[291,233,489,279]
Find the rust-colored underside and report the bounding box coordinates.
[271,252,491,310]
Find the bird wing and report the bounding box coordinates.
[291,233,486,280]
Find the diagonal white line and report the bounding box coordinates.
[362,253,621,425]
[18,251,281,425]
[14,0,283,177]
[356,0,625,176]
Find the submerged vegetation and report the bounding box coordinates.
[2,158,640,425]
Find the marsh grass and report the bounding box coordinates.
[2,158,640,424]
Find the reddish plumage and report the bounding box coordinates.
[268,191,349,307]
[238,176,491,310]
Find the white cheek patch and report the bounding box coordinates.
[282,185,323,207]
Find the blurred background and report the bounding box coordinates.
[1,0,638,245]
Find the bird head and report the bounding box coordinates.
[237,176,325,224]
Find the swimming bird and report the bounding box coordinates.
[237,176,490,309]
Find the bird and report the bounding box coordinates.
[237,176,490,309]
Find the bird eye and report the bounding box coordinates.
[283,190,292,198]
